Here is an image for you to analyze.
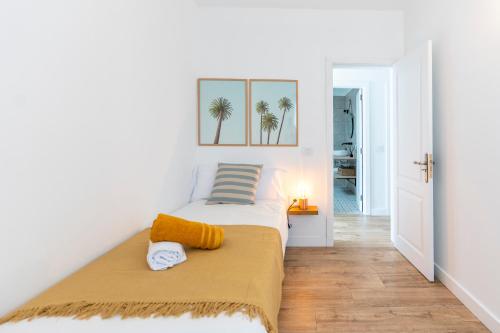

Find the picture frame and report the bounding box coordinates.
[249,79,298,146]
[197,78,248,146]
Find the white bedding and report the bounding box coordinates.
[0,199,288,333]
[174,199,288,254]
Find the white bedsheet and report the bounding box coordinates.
[174,199,288,254]
[0,200,288,333]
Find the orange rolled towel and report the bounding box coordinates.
[150,214,224,250]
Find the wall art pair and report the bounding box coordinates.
[198,78,298,146]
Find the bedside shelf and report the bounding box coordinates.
[288,205,319,216]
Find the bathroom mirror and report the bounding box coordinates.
[345,98,354,139]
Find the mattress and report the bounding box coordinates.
[0,199,288,333]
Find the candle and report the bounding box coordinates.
[296,181,310,210]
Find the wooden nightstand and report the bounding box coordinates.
[288,205,319,216]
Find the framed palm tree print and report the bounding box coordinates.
[198,78,248,146]
[250,79,298,146]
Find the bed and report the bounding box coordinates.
[0,198,288,333]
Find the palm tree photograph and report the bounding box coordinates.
[198,79,247,146]
[250,80,298,146]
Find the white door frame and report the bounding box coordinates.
[324,58,394,246]
[332,80,371,215]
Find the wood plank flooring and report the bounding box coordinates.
[278,215,489,332]
[334,215,392,247]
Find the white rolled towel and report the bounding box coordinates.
[147,241,187,271]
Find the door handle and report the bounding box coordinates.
[414,153,433,183]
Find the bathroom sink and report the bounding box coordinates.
[334,150,349,157]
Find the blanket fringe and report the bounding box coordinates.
[0,301,275,333]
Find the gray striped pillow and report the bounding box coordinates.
[206,163,263,205]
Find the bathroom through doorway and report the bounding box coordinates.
[333,87,363,215]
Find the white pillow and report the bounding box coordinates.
[190,164,285,202]
[256,168,286,201]
[190,164,217,202]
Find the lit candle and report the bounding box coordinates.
[297,181,310,210]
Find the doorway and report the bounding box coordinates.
[332,66,392,244]
[326,41,435,281]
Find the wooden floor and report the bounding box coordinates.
[278,215,489,333]
[333,214,392,248]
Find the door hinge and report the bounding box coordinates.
[360,94,363,101]
[360,194,363,202]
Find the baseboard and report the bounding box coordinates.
[370,208,389,216]
[435,264,500,332]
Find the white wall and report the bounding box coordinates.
[191,7,404,237]
[405,1,500,331]
[0,0,196,316]
[333,67,391,215]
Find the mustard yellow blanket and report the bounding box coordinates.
[0,226,284,333]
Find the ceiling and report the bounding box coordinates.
[194,0,407,11]
[333,88,352,97]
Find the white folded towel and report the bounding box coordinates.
[147,241,187,271]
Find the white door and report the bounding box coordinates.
[393,41,434,281]
[355,89,363,212]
